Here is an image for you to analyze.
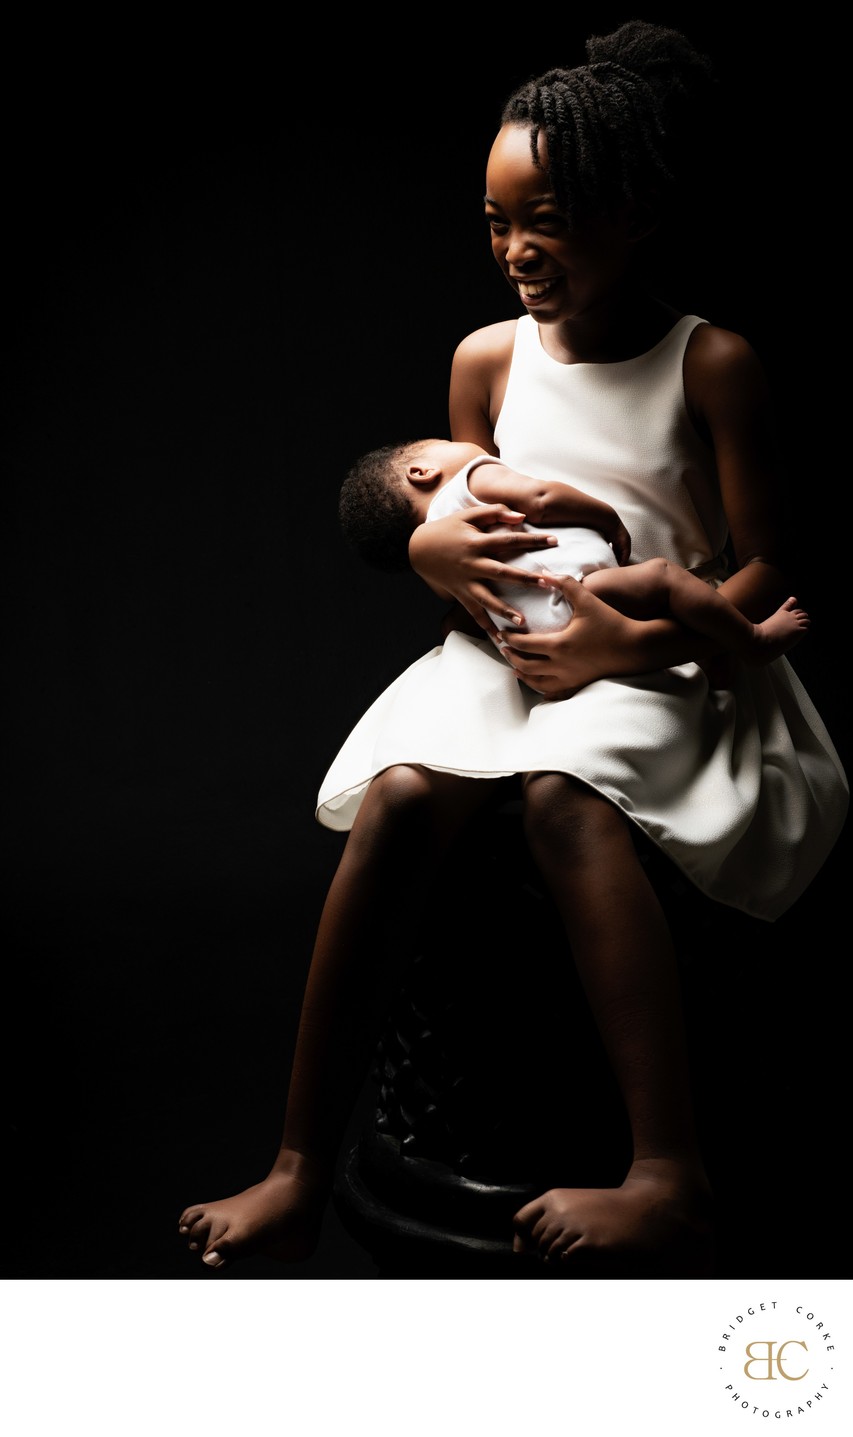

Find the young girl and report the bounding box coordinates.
[179,20,848,1272]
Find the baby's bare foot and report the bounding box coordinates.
[178,1151,329,1270]
[752,597,810,663]
[512,1158,713,1276]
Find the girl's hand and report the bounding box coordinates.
[497,574,648,699]
[409,505,559,634]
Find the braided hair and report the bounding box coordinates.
[501,20,718,226]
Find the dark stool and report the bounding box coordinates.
[331,789,673,1278]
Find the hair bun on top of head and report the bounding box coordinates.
[501,19,719,221]
[585,19,712,72]
[584,19,717,114]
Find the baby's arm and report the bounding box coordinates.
[470,462,631,565]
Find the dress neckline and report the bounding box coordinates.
[529,312,703,369]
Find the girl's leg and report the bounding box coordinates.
[513,772,713,1274]
[179,765,500,1269]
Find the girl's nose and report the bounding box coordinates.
[505,235,538,268]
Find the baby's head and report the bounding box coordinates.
[339,438,482,573]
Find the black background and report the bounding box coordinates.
[4,9,847,1281]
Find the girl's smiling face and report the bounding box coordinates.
[484,124,641,329]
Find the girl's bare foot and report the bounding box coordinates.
[751,597,810,663]
[178,1151,329,1270]
[511,1157,714,1276]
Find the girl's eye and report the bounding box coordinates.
[485,213,567,237]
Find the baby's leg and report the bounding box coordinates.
[179,766,500,1269]
[584,561,809,665]
[514,773,713,1274]
[581,559,677,617]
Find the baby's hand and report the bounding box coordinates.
[607,517,631,566]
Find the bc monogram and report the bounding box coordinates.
[743,1340,808,1381]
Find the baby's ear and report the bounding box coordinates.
[405,461,443,492]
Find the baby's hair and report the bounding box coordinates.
[502,19,718,225]
[339,441,421,574]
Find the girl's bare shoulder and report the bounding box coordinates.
[683,323,773,443]
[685,321,764,376]
[452,318,518,365]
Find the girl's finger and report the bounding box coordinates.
[486,562,546,586]
[488,531,558,552]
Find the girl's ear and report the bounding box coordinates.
[405,461,443,492]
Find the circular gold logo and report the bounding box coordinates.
[716,1298,838,1423]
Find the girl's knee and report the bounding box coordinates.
[522,772,586,849]
[368,765,435,819]
[522,772,625,862]
[358,765,495,854]
[348,766,439,855]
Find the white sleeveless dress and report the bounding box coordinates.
[317,315,848,921]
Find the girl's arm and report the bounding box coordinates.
[411,321,557,632]
[684,326,790,619]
